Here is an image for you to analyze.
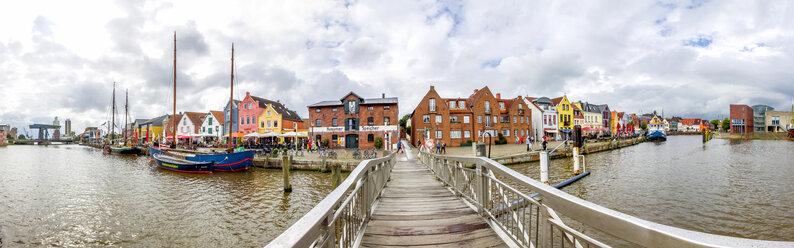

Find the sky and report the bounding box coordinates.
[1,0,794,136]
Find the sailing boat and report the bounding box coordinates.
[105,84,142,154]
[149,34,252,172]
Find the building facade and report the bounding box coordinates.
[223,100,240,136]
[177,112,205,139]
[256,99,304,135]
[751,105,774,132]
[764,110,793,132]
[309,92,399,149]
[523,99,544,141]
[0,129,6,145]
[730,104,754,134]
[530,97,558,140]
[553,95,573,140]
[410,86,531,147]
[64,119,72,137]
[164,114,182,142]
[199,111,224,140]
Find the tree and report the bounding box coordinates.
[398,114,411,127]
[710,119,720,130]
[721,118,730,131]
[374,137,384,149]
[17,134,26,140]
[6,133,12,140]
[404,125,411,137]
[641,123,648,130]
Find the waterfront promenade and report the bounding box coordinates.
[360,153,506,247]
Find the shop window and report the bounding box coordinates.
[368,134,374,142]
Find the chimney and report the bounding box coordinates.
[496,93,501,99]
[382,93,385,98]
[430,85,435,91]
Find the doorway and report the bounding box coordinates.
[345,134,359,148]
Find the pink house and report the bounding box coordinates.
[238,92,266,134]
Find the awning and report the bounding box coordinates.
[231,132,247,138]
[560,129,572,133]
[280,131,298,137]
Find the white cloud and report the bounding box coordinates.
[1,0,794,136]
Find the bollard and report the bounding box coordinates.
[282,156,292,192]
[572,125,582,175]
[321,155,328,172]
[539,151,550,184]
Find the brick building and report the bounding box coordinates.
[0,129,7,145]
[730,104,754,134]
[409,86,532,147]
[308,92,399,149]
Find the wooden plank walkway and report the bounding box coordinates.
[360,156,507,247]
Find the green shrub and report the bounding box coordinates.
[495,133,508,145]
[374,137,384,149]
[322,138,330,147]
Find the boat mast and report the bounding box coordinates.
[111,82,116,145]
[228,43,234,153]
[124,89,129,146]
[172,32,178,146]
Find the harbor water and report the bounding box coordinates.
[510,135,794,241]
[0,145,342,247]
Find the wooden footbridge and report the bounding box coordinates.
[268,142,793,248]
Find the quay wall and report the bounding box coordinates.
[493,136,645,165]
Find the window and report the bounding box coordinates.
[502,129,510,136]
[436,115,442,123]
[484,101,491,113]
[368,117,374,126]
[332,108,337,112]
[266,110,271,117]
[315,108,320,113]
[346,118,359,131]
[436,130,442,139]
[450,130,461,139]
[501,116,509,123]
[316,119,322,127]
[384,117,390,125]
[209,128,213,134]
[247,116,251,125]
[261,121,265,128]
[368,134,374,142]
[332,118,338,127]
[520,116,524,123]
[772,116,780,125]
[316,135,322,142]
[425,130,431,138]
[493,116,498,123]
[332,135,338,143]
[499,102,505,110]
[423,115,430,123]
[519,104,523,110]
[368,106,374,111]
[544,116,548,125]
[478,116,482,123]
[429,98,436,111]
[209,117,213,125]
[463,116,470,123]
[274,120,278,127]
[267,120,272,128]
[449,101,456,109]
[464,130,471,138]
[478,130,482,137]
[384,106,390,110]
[202,127,205,132]
[485,116,492,127]
[554,115,557,124]
[450,115,458,123]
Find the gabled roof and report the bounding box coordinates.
[225,100,241,110]
[183,112,206,126]
[308,95,398,107]
[340,91,363,101]
[209,111,224,125]
[251,96,303,121]
[551,97,563,106]
[166,114,182,127]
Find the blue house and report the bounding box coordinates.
[223,100,241,136]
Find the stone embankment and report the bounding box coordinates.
[492,136,646,165]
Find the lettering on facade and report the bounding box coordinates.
[311,125,398,133]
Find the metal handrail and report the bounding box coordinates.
[418,151,794,248]
[266,152,396,248]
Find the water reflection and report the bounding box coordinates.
[0,145,343,246]
[508,136,794,241]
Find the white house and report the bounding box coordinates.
[523,98,543,141]
[530,97,558,140]
[199,111,225,140]
[177,112,205,138]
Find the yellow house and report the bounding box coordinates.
[554,95,573,136]
[610,111,618,134]
[256,102,305,143]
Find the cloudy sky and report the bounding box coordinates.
[1,0,793,136]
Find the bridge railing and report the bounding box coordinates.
[419,151,792,248]
[266,152,396,248]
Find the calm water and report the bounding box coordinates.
[0,145,341,247]
[510,135,794,242]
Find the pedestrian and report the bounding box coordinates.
[397,140,403,153]
[542,136,548,151]
[441,142,446,154]
[435,140,440,153]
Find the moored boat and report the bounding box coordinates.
[646,113,667,142]
[107,146,143,155]
[149,147,253,172]
[153,153,214,174]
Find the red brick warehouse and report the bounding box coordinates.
[729,104,753,134]
[308,92,399,149]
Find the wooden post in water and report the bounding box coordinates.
[282,155,292,192]
[331,164,341,188]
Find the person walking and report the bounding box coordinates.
[397,140,403,153]
[542,136,548,151]
[441,142,446,154]
[435,140,440,153]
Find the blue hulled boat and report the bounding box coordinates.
[149,147,253,172]
[152,153,214,174]
[645,114,667,142]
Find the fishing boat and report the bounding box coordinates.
[646,113,667,142]
[152,153,214,174]
[104,83,142,155]
[151,34,252,172]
